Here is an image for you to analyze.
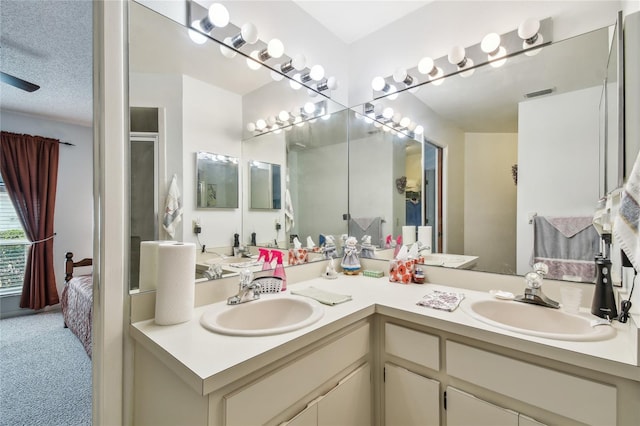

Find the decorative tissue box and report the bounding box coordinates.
[288,248,309,265]
[389,257,425,284]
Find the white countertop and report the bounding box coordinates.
[130,275,640,396]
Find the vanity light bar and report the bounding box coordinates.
[246,100,329,136]
[371,17,552,100]
[187,0,339,97]
[361,103,424,139]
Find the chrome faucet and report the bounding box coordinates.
[203,263,223,280]
[515,262,560,309]
[227,269,261,305]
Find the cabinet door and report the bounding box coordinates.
[446,387,518,426]
[385,363,440,426]
[318,363,371,426]
[285,403,318,426]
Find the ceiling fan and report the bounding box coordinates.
[0,71,40,92]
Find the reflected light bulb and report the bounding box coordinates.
[382,107,394,119]
[430,67,444,86]
[304,102,316,114]
[290,74,302,90]
[271,69,284,81]
[489,46,507,68]
[307,88,318,98]
[255,119,266,130]
[188,21,207,44]
[321,113,331,120]
[414,125,424,135]
[246,50,262,70]
[387,84,398,100]
[392,112,402,124]
[246,122,256,132]
[220,37,236,58]
[279,111,290,122]
[400,117,411,128]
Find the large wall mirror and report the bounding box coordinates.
[128,0,621,293]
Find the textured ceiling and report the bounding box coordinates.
[0,0,93,126]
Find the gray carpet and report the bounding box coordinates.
[0,310,92,425]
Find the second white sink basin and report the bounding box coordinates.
[464,299,616,341]
[200,296,324,336]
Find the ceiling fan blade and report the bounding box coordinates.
[0,71,40,92]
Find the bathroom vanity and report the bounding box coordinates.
[130,273,640,425]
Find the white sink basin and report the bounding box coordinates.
[464,299,616,341]
[200,296,324,336]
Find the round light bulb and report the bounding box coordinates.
[294,116,304,127]
[382,107,394,119]
[290,73,302,90]
[481,33,501,54]
[459,58,475,77]
[414,125,424,135]
[246,122,256,132]
[371,76,386,91]
[382,125,391,133]
[304,102,316,114]
[270,69,284,81]
[246,50,262,70]
[489,46,507,68]
[392,113,402,124]
[208,3,230,28]
[393,68,407,83]
[364,116,374,124]
[271,124,280,133]
[397,131,406,139]
[309,65,325,81]
[267,39,285,59]
[387,84,398,100]
[279,110,290,122]
[407,121,417,131]
[188,21,207,44]
[518,18,541,41]
[267,116,277,126]
[241,22,259,44]
[292,54,306,71]
[400,117,411,128]
[220,37,237,58]
[417,57,435,75]
[255,119,266,130]
[325,76,338,90]
[447,46,466,65]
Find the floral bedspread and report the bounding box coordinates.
[61,274,93,358]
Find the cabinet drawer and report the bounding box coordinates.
[446,341,616,426]
[385,323,439,370]
[225,322,370,426]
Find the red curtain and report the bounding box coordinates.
[0,131,59,309]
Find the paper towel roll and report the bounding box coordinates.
[155,242,196,325]
[139,240,169,291]
[418,226,432,253]
[402,226,416,245]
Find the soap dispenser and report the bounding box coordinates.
[270,250,287,291]
[258,248,272,271]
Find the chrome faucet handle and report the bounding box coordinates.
[532,262,549,276]
[525,271,543,289]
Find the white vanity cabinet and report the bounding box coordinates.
[283,363,371,426]
[384,363,440,426]
[133,321,372,426]
[445,387,519,426]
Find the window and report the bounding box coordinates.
[0,172,29,293]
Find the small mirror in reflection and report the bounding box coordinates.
[249,161,281,210]
[196,151,239,209]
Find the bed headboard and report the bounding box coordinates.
[65,252,93,282]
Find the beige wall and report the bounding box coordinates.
[464,133,518,274]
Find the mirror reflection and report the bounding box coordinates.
[129,0,619,292]
[249,161,281,210]
[196,152,239,209]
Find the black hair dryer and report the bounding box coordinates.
[591,255,618,319]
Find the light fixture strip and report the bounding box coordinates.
[372,17,552,99]
[248,100,329,136]
[188,0,338,97]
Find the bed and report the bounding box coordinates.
[61,252,93,357]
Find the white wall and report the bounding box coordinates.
[465,133,518,274]
[182,75,243,250]
[516,86,602,275]
[0,110,93,301]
